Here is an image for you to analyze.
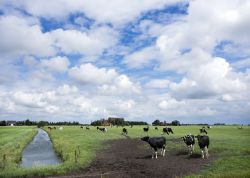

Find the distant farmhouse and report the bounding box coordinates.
[6,120,16,126]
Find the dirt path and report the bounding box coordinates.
[49,138,215,178]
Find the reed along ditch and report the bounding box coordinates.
[21,128,61,168]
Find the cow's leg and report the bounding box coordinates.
[205,147,209,159]
[163,148,166,157]
[201,149,204,159]
[151,148,154,159]
[188,145,191,155]
[160,148,163,156]
[155,150,158,159]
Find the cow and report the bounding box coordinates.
[97,127,107,132]
[141,136,166,159]
[143,127,149,132]
[122,128,128,135]
[53,126,56,129]
[163,127,174,134]
[86,126,90,130]
[195,135,209,159]
[181,134,195,155]
[207,125,212,129]
[80,125,84,129]
[200,128,208,134]
[48,126,52,131]
[155,127,158,130]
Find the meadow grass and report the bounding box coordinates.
[0,126,37,176]
[0,125,249,177]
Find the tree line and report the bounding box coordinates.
[0,119,80,126]
[91,117,148,126]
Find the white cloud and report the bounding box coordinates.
[41,56,70,73]
[0,15,55,58]
[50,26,117,56]
[2,0,181,25]
[123,46,159,68]
[145,79,170,89]
[69,63,118,85]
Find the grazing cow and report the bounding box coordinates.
[141,136,166,159]
[80,125,84,129]
[200,128,208,134]
[53,126,56,129]
[163,127,174,134]
[97,127,107,132]
[122,128,128,135]
[155,127,158,130]
[143,127,149,132]
[130,125,133,128]
[195,135,209,159]
[181,134,195,155]
[86,126,90,130]
[48,126,52,131]
[207,126,211,129]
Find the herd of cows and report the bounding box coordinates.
[93,125,210,160]
[48,125,210,160]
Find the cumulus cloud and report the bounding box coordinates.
[69,63,118,85]
[1,0,181,25]
[0,15,55,58]
[50,26,117,56]
[41,56,70,73]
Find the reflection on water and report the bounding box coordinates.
[21,128,61,168]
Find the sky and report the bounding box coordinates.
[0,0,250,124]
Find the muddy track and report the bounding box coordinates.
[48,138,215,178]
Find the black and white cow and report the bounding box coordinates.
[195,135,209,159]
[162,127,174,134]
[143,127,149,132]
[200,128,208,134]
[86,126,90,130]
[122,128,128,135]
[155,127,158,130]
[141,136,166,159]
[181,134,195,155]
[97,127,107,132]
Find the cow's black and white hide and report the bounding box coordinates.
[200,128,207,134]
[181,134,195,155]
[143,127,149,132]
[195,135,209,159]
[122,128,128,135]
[162,127,174,134]
[141,136,166,159]
[97,127,107,132]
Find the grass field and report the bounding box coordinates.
[0,125,249,178]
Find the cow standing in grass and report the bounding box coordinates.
[200,127,207,134]
[97,127,107,132]
[122,128,128,135]
[195,135,209,159]
[181,134,195,155]
[143,126,149,132]
[163,127,174,134]
[141,136,166,159]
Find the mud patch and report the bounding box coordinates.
[49,138,215,178]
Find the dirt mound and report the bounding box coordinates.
[49,138,215,178]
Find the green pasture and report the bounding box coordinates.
[0,125,249,178]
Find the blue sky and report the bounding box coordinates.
[0,0,250,124]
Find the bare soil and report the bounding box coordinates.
[48,138,215,178]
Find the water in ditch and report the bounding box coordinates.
[21,128,61,168]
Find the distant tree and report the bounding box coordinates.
[0,120,6,126]
[171,120,180,126]
[152,119,161,126]
[37,121,48,127]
